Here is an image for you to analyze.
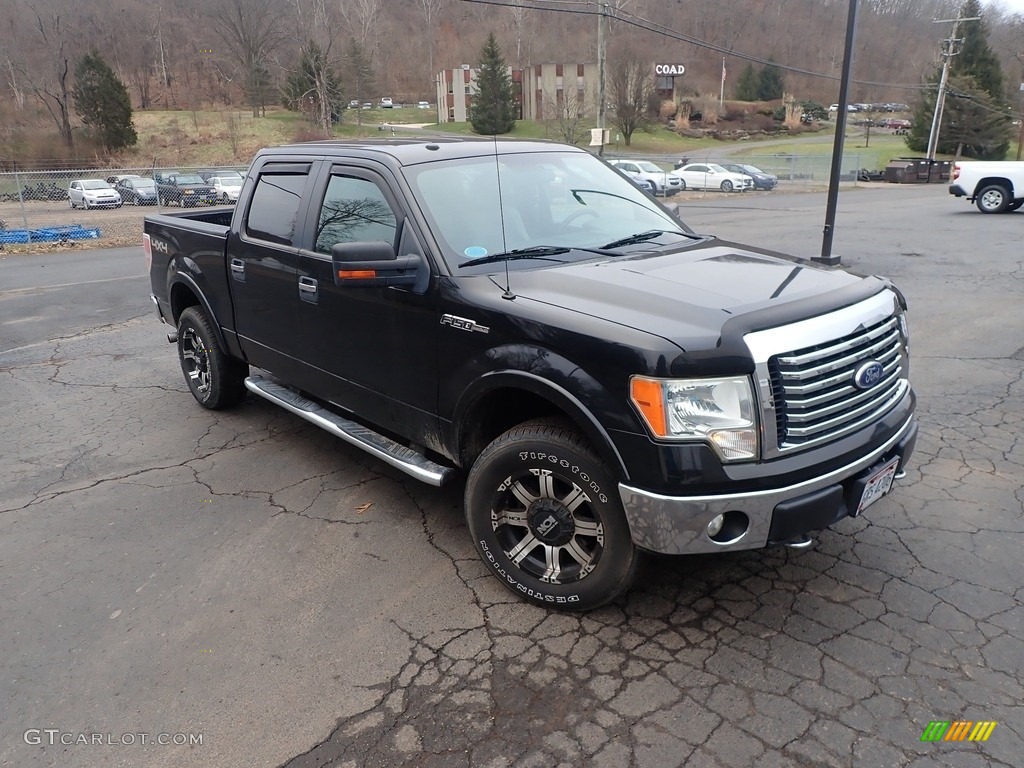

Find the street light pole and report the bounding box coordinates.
[815,0,859,266]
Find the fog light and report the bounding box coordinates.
[707,514,725,537]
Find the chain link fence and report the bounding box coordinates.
[609,152,893,191]
[0,164,248,249]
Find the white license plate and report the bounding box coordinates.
[857,457,900,514]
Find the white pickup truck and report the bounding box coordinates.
[948,161,1024,213]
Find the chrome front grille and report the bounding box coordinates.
[743,290,910,460]
[769,317,907,452]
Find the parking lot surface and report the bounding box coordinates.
[1,184,1021,767]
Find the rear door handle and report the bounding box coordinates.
[230,258,246,283]
[298,275,318,303]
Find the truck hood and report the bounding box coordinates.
[507,239,865,352]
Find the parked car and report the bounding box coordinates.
[607,159,682,196]
[107,174,144,185]
[380,97,394,108]
[671,163,754,193]
[417,101,431,110]
[157,173,218,207]
[627,176,656,194]
[206,172,245,203]
[68,179,122,209]
[718,163,778,191]
[114,176,158,205]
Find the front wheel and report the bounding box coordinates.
[176,307,248,409]
[465,419,637,611]
[720,180,734,192]
[976,184,1010,213]
[677,179,686,191]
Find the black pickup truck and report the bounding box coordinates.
[145,138,917,610]
[154,171,218,207]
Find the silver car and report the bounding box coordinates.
[607,159,683,196]
[69,179,122,209]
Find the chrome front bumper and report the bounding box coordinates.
[619,415,917,556]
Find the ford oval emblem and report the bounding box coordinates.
[853,361,885,390]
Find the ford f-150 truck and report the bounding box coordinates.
[948,160,1024,213]
[145,138,917,610]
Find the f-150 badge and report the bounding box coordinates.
[440,314,490,334]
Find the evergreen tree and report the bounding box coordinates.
[906,75,1010,159]
[471,32,516,135]
[757,62,785,101]
[907,0,1010,159]
[72,51,137,151]
[344,39,375,127]
[283,41,343,130]
[734,63,759,101]
[951,0,1005,102]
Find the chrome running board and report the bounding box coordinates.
[245,374,455,487]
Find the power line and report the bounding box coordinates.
[458,0,931,93]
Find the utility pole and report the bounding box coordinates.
[1015,53,1024,161]
[597,1,607,156]
[926,16,979,178]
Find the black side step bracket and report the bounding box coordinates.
[244,374,455,487]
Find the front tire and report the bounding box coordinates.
[721,180,734,192]
[176,307,248,410]
[465,419,637,611]
[976,184,1010,213]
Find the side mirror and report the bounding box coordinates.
[331,241,423,288]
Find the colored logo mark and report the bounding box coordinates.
[920,721,997,742]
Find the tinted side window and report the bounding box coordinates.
[314,175,397,254]
[246,173,307,245]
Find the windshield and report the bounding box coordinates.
[707,164,730,174]
[740,165,765,174]
[216,172,244,182]
[131,179,156,189]
[635,161,663,173]
[81,180,112,190]
[404,150,690,272]
[173,174,206,185]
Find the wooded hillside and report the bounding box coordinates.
[2,0,1023,154]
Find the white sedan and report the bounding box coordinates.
[68,179,122,209]
[206,173,244,203]
[670,163,753,193]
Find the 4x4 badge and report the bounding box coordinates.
[440,314,490,334]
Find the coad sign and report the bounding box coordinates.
[654,64,686,76]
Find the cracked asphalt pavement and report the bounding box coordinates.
[1,185,1021,767]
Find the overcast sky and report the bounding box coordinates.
[983,0,1024,16]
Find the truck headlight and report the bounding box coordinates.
[630,375,759,461]
[896,311,910,349]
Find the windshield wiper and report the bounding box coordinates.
[458,244,614,268]
[600,229,695,249]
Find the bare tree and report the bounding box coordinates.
[15,2,78,149]
[209,0,289,117]
[542,85,592,145]
[417,0,447,85]
[607,49,654,146]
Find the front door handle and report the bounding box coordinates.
[298,275,318,303]
[230,258,246,283]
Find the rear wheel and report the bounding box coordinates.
[464,419,637,611]
[176,307,248,410]
[976,184,1010,213]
